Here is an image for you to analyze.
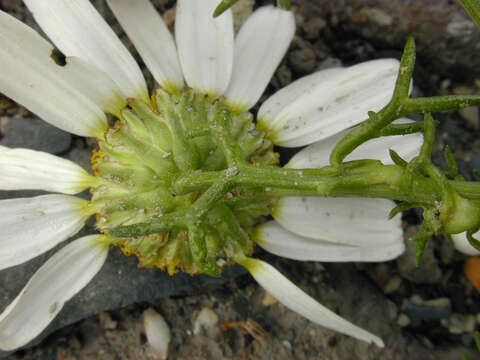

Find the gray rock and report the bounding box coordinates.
[1,117,71,154]
[297,0,480,80]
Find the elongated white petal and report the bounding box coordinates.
[64,57,126,116]
[274,197,402,247]
[287,119,423,168]
[23,0,148,102]
[255,221,404,262]
[0,195,91,270]
[238,257,384,347]
[107,0,183,92]
[0,11,108,138]
[0,146,96,194]
[224,6,295,111]
[143,308,171,360]
[175,0,234,97]
[258,59,401,147]
[0,235,108,351]
[452,232,480,256]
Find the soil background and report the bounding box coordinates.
[1,0,480,359]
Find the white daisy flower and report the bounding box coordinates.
[0,0,423,351]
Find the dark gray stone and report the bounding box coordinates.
[405,302,451,321]
[1,117,71,154]
[297,0,480,81]
[0,236,245,357]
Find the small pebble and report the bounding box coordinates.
[397,314,411,327]
[99,312,117,330]
[422,298,451,311]
[442,314,477,334]
[193,307,219,335]
[383,275,403,294]
[143,308,171,360]
[262,291,278,307]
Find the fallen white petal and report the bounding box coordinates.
[0,11,108,138]
[175,0,234,97]
[0,146,96,194]
[255,221,404,262]
[63,57,126,116]
[451,232,480,256]
[0,235,108,351]
[107,0,183,92]
[239,257,384,347]
[24,0,148,102]
[143,308,171,360]
[274,197,402,247]
[0,195,91,270]
[258,59,401,147]
[224,6,295,111]
[287,119,423,168]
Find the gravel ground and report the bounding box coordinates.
[1,0,480,359]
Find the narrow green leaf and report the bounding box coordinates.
[458,0,480,29]
[378,121,427,136]
[444,146,459,178]
[393,38,416,101]
[474,331,480,351]
[402,94,480,115]
[213,0,239,17]
[413,234,429,266]
[389,202,424,219]
[389,149,408,168]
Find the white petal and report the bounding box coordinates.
[0,11,108,138]
[24,0,148,102]
[287,119,423,168]
[0,195,91,270]
[258,68,342,127]
[64,57,126,116]
[255,221,404,262]
[451,232,480,256]
[258,59,401,147]
[0,146,97,194]
[0,235,108,351]
[175,0,234,97]
[239,257,384,347]
[224,6,295,111]
[143,308,171,360]
[273,197,402,247]
[107,0,183,92]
